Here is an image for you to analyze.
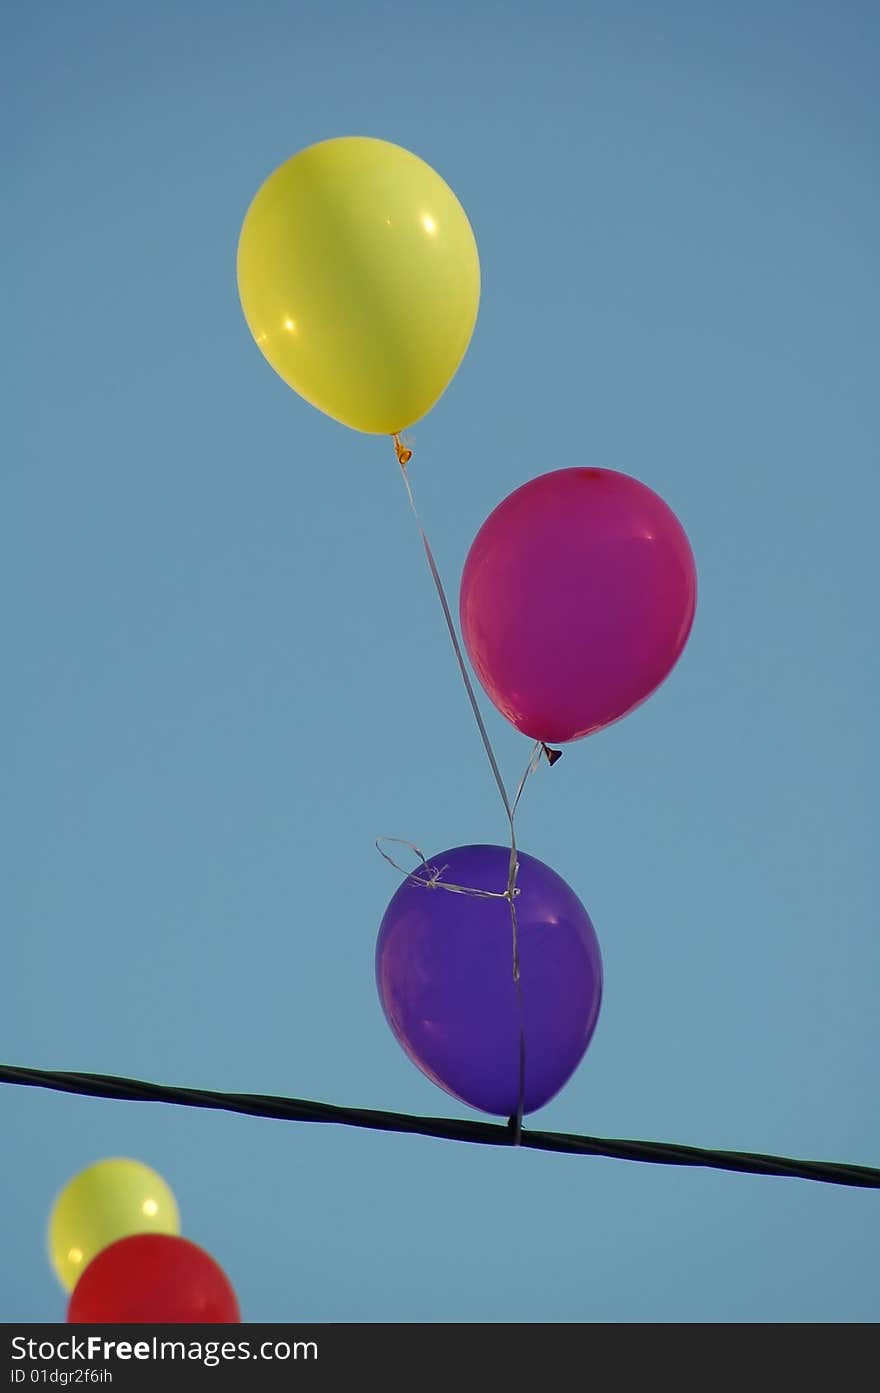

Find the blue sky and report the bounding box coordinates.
[3,0,878,1322]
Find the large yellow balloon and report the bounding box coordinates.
[48,1158,180,1292]
[236,136,480,435]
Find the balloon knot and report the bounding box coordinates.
[392,433,413,467]
[542,743,563,766]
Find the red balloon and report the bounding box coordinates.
[460,468,697,743]
[68,1234,240,1324]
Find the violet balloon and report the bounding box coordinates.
[459,467,697,744]
[376,845,602,1116]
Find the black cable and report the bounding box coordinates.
[2,1062,878,1190]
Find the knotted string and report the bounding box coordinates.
[388,433,556,1143]
[375,835,518,901]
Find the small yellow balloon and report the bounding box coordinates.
[48,1158,180,1292]
[236,136,481,435]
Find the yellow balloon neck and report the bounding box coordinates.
[392,433,413,466]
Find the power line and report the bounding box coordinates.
[2,1063,877,1190]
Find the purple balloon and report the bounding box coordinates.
[375,845,603,1116]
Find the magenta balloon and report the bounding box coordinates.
[459,467,697,744]
[376,844,602,1116]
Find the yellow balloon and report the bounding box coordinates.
[236,136,481,435]
[48,1158,180,1292]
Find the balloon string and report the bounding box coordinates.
[395,442,514,822]
[393,439,549,1145]
[506,742,545,1137]
[375,836,518,901]
[504,743,542,1142]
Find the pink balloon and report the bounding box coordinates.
[460,468,697,744]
